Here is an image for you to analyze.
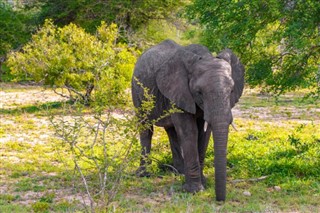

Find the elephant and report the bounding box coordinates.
[131,39,245,201]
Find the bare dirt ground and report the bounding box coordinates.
[0,84,89,207]
[1,83,319,121]
[1,83,319,145]
[0,83,67,109]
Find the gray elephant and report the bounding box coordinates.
[131,39,244,201]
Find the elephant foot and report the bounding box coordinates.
[136,166,150,177]
[182,182,204,193]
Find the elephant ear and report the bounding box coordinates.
[217,49,245,108]
[156,48,200,114]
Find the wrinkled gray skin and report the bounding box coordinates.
[131,39,244,201]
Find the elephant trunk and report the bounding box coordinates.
[206,97,231,202]
[212,121,229,201]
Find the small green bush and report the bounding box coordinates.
[7,19,137,105]
[39,193,55,203]
[31,201,50,212]
[0,194,20,203]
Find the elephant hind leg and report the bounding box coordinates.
[136,127,153,177]
[165,127,184,174]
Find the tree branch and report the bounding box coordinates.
[230,175,269,184]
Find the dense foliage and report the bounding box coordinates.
[38,0,186,33]
[186,0,320,95]
[0,1,37,81]
[7,20,137,105]
[36,0,189,48]
[0,1,33,56]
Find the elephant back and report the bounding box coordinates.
[133,39,178,81]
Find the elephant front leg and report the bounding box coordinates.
[171,113,204,193]
[197,118,211,187]
[136,127,153,177]
[165,127,184,174]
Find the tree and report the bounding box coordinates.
[0,1,36,81]
[38,0,186,34]
[186,0,320,96]
[7,20,137,105]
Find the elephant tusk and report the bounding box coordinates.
[204,121,208,132]
[231,122,238,131]
[180,146,184,159]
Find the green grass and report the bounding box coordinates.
[0,101,66,115]
[239,90,320,109]
[237,92,320,121]
[0,85,320,212]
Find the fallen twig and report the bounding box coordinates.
[230,175,268,184]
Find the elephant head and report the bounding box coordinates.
[156,47,245,201]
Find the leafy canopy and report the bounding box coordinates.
[38,0,186,33]
[7,19,137,106]
[0,1,33,56]
[36,0,189,49]
[186,0,320,95]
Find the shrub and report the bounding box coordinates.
[48,79,181,211]
[7,19,137,105]
[31,201,50,212]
